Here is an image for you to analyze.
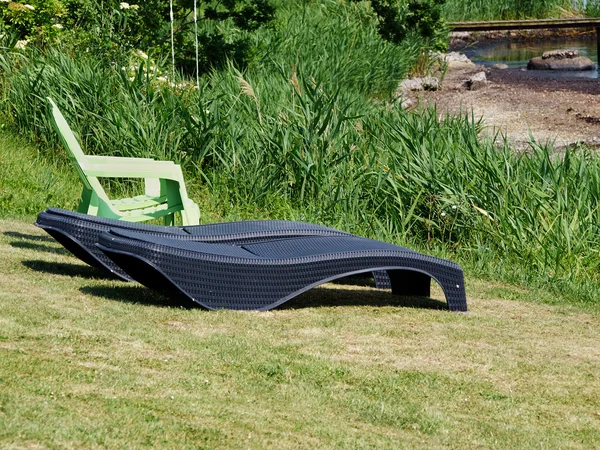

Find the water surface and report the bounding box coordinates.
[460,36,599,78]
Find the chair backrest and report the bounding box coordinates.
[46,97,93,191]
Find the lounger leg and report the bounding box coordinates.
[373,270,391,289]
[388,270,431,297]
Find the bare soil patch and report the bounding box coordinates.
[415,62,600,150]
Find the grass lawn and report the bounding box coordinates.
[1,219,599,449]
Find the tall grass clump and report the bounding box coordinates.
[585,0,600,16]
[443,0,576,20]
[1,48,199,165]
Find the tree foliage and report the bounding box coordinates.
[0,0,447,72]
[1,0,275,72]
[369,0,447,51]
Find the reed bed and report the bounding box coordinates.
[443,0,578,21]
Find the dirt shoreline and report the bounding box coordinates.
[450,27,597,47]
[415,56,600,150]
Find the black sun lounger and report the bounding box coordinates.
[97,229,468,312]
[36,208,351,279]
[35,208,390,288]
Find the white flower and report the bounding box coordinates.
[15,39,29,49]
[134,49,148,60]
[52,23,63,30]
[441,212,446,217]
[130,4,139,9]
[0,1,10,3]
[452,205,457,210]
[119,2,130,9]
[23,4,34,10]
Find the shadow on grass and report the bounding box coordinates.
[5,230,69,255]
[79,282,446,311]
[4,231,56,243]
[22,260,101,279]
[330,274,376,288]
[80,285,198,309]
[10,240,69,255]
[280,284,448,310]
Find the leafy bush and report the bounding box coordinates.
[60,0,275,72]
[0,0,275,71]
[0,0,65,45]
[370,0,448,51]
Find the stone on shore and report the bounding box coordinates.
[398,76,440,93]
[465,71,489,91]
[542,49,579,60]
[431,51,476,70]
[528,49,595,71]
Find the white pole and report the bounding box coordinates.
[169,0,175,82]
[194,0,199,89]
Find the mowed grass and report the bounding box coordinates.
[1,221,600,449]
[0,133,79,218]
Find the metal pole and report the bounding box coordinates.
[170,0,175,82]
[597,27,600,66]
[194,0,199,90]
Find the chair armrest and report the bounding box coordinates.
[84,161,184,182]
[85,155,163,164]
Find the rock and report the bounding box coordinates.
[397,76,440,94]
[439,52,473,64]
[449,32,473,47]
[450,32,471,40]
[528,56,595,71]
[400,98,415,109]
[399,78,424,92]
[491,63,509,70]
[465,71,488,91]
[395,78,421,109]
[542,49,578,60]
[431,51,477,70]
[528,49,595,70]
[422,76,440,91]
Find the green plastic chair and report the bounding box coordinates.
[46,97,200,226]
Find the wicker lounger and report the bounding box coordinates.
[97,229,468,312]
[35,208,390,288]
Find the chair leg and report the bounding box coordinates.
[163,213,175,226]
[181,201,200,226]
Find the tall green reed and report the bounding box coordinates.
[443,0,575,20]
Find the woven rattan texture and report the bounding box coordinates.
[99,233,467,312]
[35,209,397,286]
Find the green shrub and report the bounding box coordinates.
[0,0,65,45]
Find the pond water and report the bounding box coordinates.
[459,36,599,78]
